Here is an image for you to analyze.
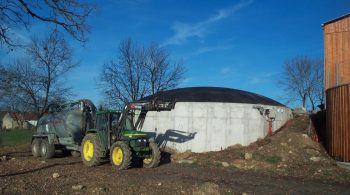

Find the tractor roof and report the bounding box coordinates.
[96,110,121,115]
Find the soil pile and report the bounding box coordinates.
[173,115,350,182]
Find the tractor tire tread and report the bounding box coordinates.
[110,141,132,170]
[143,141,161,168]
[32,138,41,157]
[41,139,55,159]
[81,134,103,167]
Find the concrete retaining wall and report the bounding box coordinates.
[140,102,292,153]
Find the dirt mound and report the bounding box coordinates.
[173,115,350,181]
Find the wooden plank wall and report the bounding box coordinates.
[326,84,350,162]
[324,16,350,90]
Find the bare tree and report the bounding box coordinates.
[307,60,324,110]
[99,38,186,108]
[0,0,93,49]
[280,56,324,110]
[99,39,148,108]
[1,32,77,117]
[144,44,185,95]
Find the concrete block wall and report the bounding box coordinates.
[140,102,292,153]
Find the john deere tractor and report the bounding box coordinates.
[81,100,175,170]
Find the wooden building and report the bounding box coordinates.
[323,14,350,162]
[323,14,350,90]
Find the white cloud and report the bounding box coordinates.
[248,77,262,84]
[248,72,277,84]
[162,0,253,46]
[220,67,234,75]
[181,77,194,85]
[192,45,233,56]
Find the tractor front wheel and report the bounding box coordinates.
[40,139,55,159]
[110,141,132,170]
[143,141,161,168]
[81,134,103,167]
[32,138,41,157]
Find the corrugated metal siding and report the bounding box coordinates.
[326,84,350,162]
[324,16,350,90]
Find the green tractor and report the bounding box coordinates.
[81,100,175,170]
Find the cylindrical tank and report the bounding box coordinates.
[37,109,85,138]
[36,99,96,142]
[326,84,350,162]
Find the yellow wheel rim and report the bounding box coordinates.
[143,157,152,165]
[83,140,94,161]
[112,147,123,165]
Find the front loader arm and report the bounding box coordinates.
[113,98,176,135]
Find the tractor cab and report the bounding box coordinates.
[92,109,150,150]
[81,99,175,170]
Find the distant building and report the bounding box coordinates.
[0,111,6,130]
[1,112,38,130]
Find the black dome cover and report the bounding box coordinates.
[141,87,285,107]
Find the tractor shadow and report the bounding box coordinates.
[143,129,197,167]
[2,149,81,160]
[146,129,196,149]
[3,151,33,158]
[0,161,81,178]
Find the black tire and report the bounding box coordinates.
[32,138,41,157]
[110,141,132,170]
[143,141,161,168]
[71,150,81,157]
[81,134,103,167]
[40,139,55,159]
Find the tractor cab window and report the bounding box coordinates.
[110,112,135,130]
[96,114,108,131]
[125,114,134,130]
[111,113,121,129]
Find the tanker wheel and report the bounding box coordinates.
[32,138,41,157]
[143,141,161,168]
[40,139,55,159]
[81,134,103,167]
[110,141,132,170]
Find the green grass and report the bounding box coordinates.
[0,129,34,146]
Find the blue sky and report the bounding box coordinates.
[1,0,350,107]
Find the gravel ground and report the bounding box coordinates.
[1,116,350,194]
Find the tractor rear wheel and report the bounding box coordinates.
[110,141,132,170]
[32,138,41,157]
[143,141,161,168]
[81,134,103,167]
[40,139,55,159]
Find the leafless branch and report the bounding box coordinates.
[279,56,324,110]
[99,38,186,107]
[0,32,78,117]
[0,0,94,50]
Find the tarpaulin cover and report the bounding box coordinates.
[141,87,285,106]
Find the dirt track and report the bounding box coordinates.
[0,144,349,195]
[1,116,350,194]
